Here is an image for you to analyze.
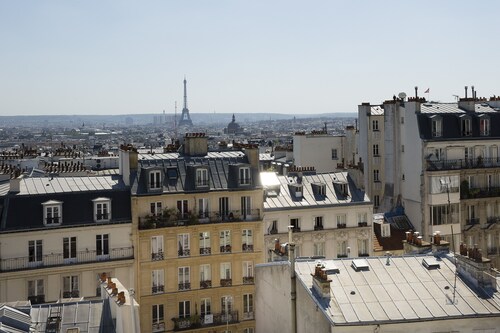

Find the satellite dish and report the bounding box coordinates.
[398,92,407,100]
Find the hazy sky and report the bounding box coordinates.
[1,1,499,116]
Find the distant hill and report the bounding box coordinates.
[0,112,357,127]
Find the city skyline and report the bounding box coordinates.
[1,1,499,116]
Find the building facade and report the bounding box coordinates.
[122,134,263,333]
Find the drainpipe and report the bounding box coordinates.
[288,226,297,333]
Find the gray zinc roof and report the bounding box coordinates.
[295,255,500,326]
[16,175,125,196]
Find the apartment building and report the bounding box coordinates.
[0,174,134,304]
[358,89,500,263]
[122,133,262,333]
[262,167,373,260]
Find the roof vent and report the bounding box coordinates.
[351,259,370,271]
[422,257,440,270]
[323,261,340,274]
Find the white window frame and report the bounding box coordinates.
[331,148,338,160]
[63,236,77,263]
[179,300,190,318]
[200,264,211,282]
[220,262,231,280]
[198,198,209,218]
[28,279,44,298]
[152,304,164,332]
[432,118,442,137]
[42,200,62,225]
[314,242,325,257]
[314,216,324,230]
[243,293,254,317]
[96,234,109,259]
[200,298,211,316]
[177,199,189,219]
[242,229,253,252]
[196,168,209,187]
[149,170,162,190]
[373,195,380,208]
[150,202,162,216]
[178,266,191,290]
[358,239,369,256]
[336,214,346,227]
[199,232,211,255]
[151,235,164,260]
[152,269,165,294]
[290,218,300,231]
[63,275,79,298]
[241,196,252,218]
[177,233,190,257]
[337,241,347,257]
[480,117,491,136]
[243,261,253,278]
[28,240,43,265]
[461,117,472,136]
[239,167,251,185]
[220,230,231,253]
[373,144,379,156]
[93,197,111,222]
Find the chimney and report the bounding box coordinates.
[403,230,432,254]
[431,231,450,255]
[456,246,496,291]
[311,262,332,298]
[465,86,468,98]
[119,144,138,186]
[183,133,208,156]
[243,144,259,170]
[414,86,418,98]
[9,174,23,193]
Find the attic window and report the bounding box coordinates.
[479,115,490,136]
[460,115,472,137]
[430,115,442,137]
[290,184,303,198]
[92,197,111,222]
[312,183,326,196]
[196,168,209,187]
[239,167,251,185]
[351,259,370,271]
[149,170,162,190]
[167,168,178,180]
[422,257,440,270]
[42,200,63,226]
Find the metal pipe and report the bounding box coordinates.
[288,225,297,333]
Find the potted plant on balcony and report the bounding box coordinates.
[142,214,156,229]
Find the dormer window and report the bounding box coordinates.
[311,183,326,198]
[149,170,162,190]
[93,198,111,222]
[460,116,472,136]
[431,116,442,137]
[239,167,251,185]
[480,115,490,136]
[42,200,62,225]
[196,168,209,187]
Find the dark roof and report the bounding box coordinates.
[417,103,500,141]
[132,152,261,195]
[0,176,131,232]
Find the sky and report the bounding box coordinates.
[1,1,499,116]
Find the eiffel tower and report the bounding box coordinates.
[178,77,193,127]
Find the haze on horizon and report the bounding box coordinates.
[1,1,499,116]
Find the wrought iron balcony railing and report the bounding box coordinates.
[426,157,500,171]
[152,322,165,332]
[461,187,500,200]
[151,251,164,261]
[200,280,212,289]
[62,291,79,298]
[199,247,211,255]
[178,282,191,291]
[220,278,232,287]
[178,249,190,257]
[152,285,164,294]
[1,247,134,272]
[466,218,480,226]
[220,245,232,253]
[242,244,253,252]
[243,276,254,284]
[172,311,239,331]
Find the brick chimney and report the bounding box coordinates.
[311,262,331,298]
[183,133,208,156]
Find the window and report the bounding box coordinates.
[331,148,338,160]
[221,296,233,314]
[96,234,109,258]
[373,144,379,156]
[290,218,300,232]
[372,120,379,131]
[243,261,254,284]
[358,239,369,256]
[200,264,211,288]
[178,301,190,319]
[314,242,325,257]
[63,237,77,262]
[152,269,164,294]
[149,170,162,189]
[430,203,459,225]
[178,266,191,290]
[220,262,231,280]
[219,197,229,218]
[373,169,380,182]
[241,196,252,219]
[63,275,79,298]
[480,117,491,136]
[239,167,251,185]
[198,198,209,218]
[177,200,188,219]
[373,195,380,209]
[150,202,162,216]
[220,230,231,253]
[243,329,255,333]
[432,118,442,137]
[196,168,209,186]
[467,204,477,225]
[200,298,211,317]
[314,216,324,230]
[177,233,190,257]
[42,201,62,225]
[93,198,111,222]
[151,235,164,260]
[29,240,43,265]
[336,214,346,228]
[357,212,367,225]
[242,229,253,252]
[28,279,44,304]
[461,117,472,136]
[152,304,164,332]
[243,294,254,319]
[269,220,278,234]
[337,241,347,258]
[199,232,211,255]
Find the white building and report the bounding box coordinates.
[261,168,372,260]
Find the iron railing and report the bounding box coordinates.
[426,157,500,171]
[172,311,239,331]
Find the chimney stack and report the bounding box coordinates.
[415,86,418,98]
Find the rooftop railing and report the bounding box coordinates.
[426,157,500,171]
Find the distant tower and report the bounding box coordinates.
[178,77,193,127]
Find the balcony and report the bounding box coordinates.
[242,311,254,320]
[28,295,45,304]
[220,245,232,253]
[200,280,212,289]
[314,225,324,231]
[426,157,500,171]
[292,227,301,233]
[172,311,239,331]
[62,291,79,298]
[337,223,347,229]
[358,222,368,227]
[269,228,278,235]
[151,251,164,261]
[466,218,480,226]
[461,186,500,200]
[1,247,134,272]
[220,278,232,287]
[178,282,191,291]
[178,249,190,257]
[139,209,261,230]
[243,276,254,284]
[488,217,500,224]
[152,285,164,294]
[242,244,254,252]
[96,213,109,221]
[487,247,498,255]
[199,247,211,255]
[152,322,165,332]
